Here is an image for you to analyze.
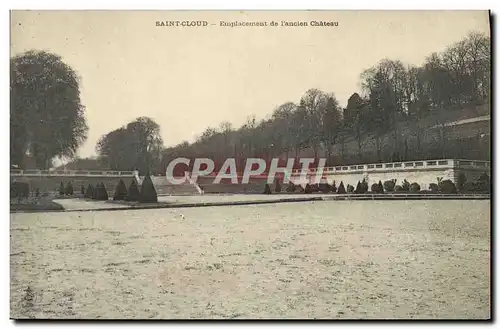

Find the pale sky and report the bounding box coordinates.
[10,10,490,158]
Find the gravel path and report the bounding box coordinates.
[10,200,490,319]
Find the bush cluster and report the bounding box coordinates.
[11,181,30,199]
[126,179,140,201]
[113,179,128,201]
[139,175,158,203]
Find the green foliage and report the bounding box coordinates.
[383,179,396,192]
[65,182,73,196]
[80,185,85,195]
[319,181,330,193]
[84,184,94,198]
[438,180,457,194]
[355,181,362,194]
[100,183,109,200]
[126,179,140,201]
[457,173,467,193]
[428,183,439,193]
[409,182,421,193]
[11,182,30,199]
[475,173,490,194]
[371,183,380,193]
[394,185,404,193]
[337,181,346,194]
[96,117,163,175]
[304,184,312,194]
[10,50,88,169]
[59,182,65,196]
[113,179,128,201]
[361,178,369,193]
[401,179,411,192]
[263,183,272,195]
[139,175,158,203]
[92,183,98,200]
[463,173,490,194]
[377,180,384,193]
[346,184,355,193]
[286,182,295,193]
[275,180,282,193]
[330,181,337,193]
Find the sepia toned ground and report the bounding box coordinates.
[10,200,490,319]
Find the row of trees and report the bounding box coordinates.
[11,32,489,172]
[95,117,164,174]
[156,31,490,173]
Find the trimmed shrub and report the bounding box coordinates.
[475,173,490,194]
[409,182,421,193]
[394,185,404,193]
[113,179,128,201]
[65,182,74,196]
[401,179,410,192]
[100,183,109,200]
[371,181,384,193]
[304,184,312,194]
[59,182,65,195]
[286,182,295,193]
[84,184,94,198]
[438,179,457,194]
[81,185,85,195]
[139,175,158,203]
[383,179,396,193]
[337,181,346,194]
[92,183,99,199]
[330,181,337,193]
[35,188,40,198]
[355,181,362,194]
[126,179,140,201]
[346,184,354,194]
[275,180,282,193]
[263,183,272,194]
[428,183,438,193]
[457,173,467,193]
[11,182,30,199]
[361,178,369,193]
[377,180,384,194]
[319,181,330,193]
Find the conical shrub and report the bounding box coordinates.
[100,183,109,200]
[377,180,384,194]
[126,179,140,202]
[65,182,73,196]
[92,183,99,199]
[139,175,158,203]
[337,181,346,194]
[80,185,85,196]
[113,179,128,201]
[59,182,65,195]
[84,184,94,198]
[355,181,361,194]
[263,183,272,194]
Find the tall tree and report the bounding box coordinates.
[10,50,88,169]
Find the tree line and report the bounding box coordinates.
[10,31,490,174]
[156,31,490,175]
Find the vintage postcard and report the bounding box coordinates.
[10,10,491,320]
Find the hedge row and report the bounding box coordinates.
[264,173,490,195]
[82,176,158,203]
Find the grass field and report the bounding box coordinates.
[10,200,490,319]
